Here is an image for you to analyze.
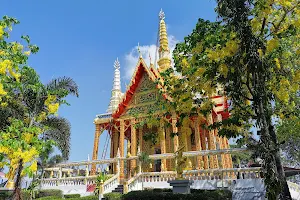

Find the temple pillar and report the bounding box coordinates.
[119,120,125,180]
[172,113,179,169]
[113,128,119,174]
[223,137,233,168]
[165,126,171,170]
[200,128,209,169]
[207,113,219,169]
[219,136,226,168]
[194,119,203,169]
[109,131,114,174]
[131,118,137,175]
[139,127,143,151]
[91,124,101,175]
[159,119,166,171]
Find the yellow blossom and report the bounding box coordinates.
[37,111,47,122]
[24,51,31,56]
[45,94,57,106]
[0,25,4,38]
[181,58,189,67]
[274,58,281,69]
[29,161,37,172]
[48,103,59,114]
[0,83,7,96]
[225,40,239,55]
[23,133,34,143]
[258,49,263,58]
[0,59,12,75]
[266,38,279,53]
[1,102,8,107]
[219,63,229,78]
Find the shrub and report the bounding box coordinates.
[36,196,63,200]
[104,192,123,200]
[0,191,12,200]
[64,194,81,198]
[67,195,98,200]
[21,190,32,200]
[122,190,232,200]
[37,189,63,198]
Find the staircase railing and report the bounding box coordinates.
[102,173,120,194]
[125,173,142,193]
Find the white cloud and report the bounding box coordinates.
[124,35,179,80]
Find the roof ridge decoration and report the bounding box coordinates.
[106,58,123,113]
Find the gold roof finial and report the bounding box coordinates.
[157,9,171,71]
[137,42,142,59]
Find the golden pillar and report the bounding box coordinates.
[119,120,125,180]
[194,120,203,169]
[91,124,101,175]
[113,129,119,173]
[207,114,219,169]
[159,119,166,171]
[220,137,227,169]
[200,128,209,169]
[165,126,171,170]
[172,113,179,169]
[130,118,137,175]
[139,127,143,151]
[223,137,233,168]
[172,114,179,151]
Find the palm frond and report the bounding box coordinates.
[42,116,71,160]
[46,76,79,97]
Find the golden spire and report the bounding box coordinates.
[157,9,171,71]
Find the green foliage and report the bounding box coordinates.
[276,106,300,166]
[103,192,123,200]
[64,194,81,198]
[122,189,232,200]
[94,173,113,195]
[36,189,63,198]
[36,196,63,200]
[68,195,98,200]
[143,132,158,145]
[0,190,32,200]
[166,0,299,198]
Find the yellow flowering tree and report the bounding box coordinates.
[0,16,79,200]
[161,0,299,199]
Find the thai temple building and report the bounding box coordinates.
[40,10,271,198]
[92,9,233,179]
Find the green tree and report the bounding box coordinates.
[277,97,300,167]
[159,0,299,199]
[0,16,78,200]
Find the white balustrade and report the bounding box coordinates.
[102,173,120,194]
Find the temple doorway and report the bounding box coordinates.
[154,148,161,172]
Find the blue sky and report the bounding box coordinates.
[0,0,218,162]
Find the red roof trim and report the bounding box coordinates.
[112,62,151,118]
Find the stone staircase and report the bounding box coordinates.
[111,184,124,194]
[101,185,124,200]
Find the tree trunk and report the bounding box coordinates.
[270,125,292,200]
[13,159,24,200]
[258,94,291,199]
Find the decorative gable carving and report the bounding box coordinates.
[122,73,159,117]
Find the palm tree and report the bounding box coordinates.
[0,67,79,199]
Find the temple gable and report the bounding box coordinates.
[121,72,160,117]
